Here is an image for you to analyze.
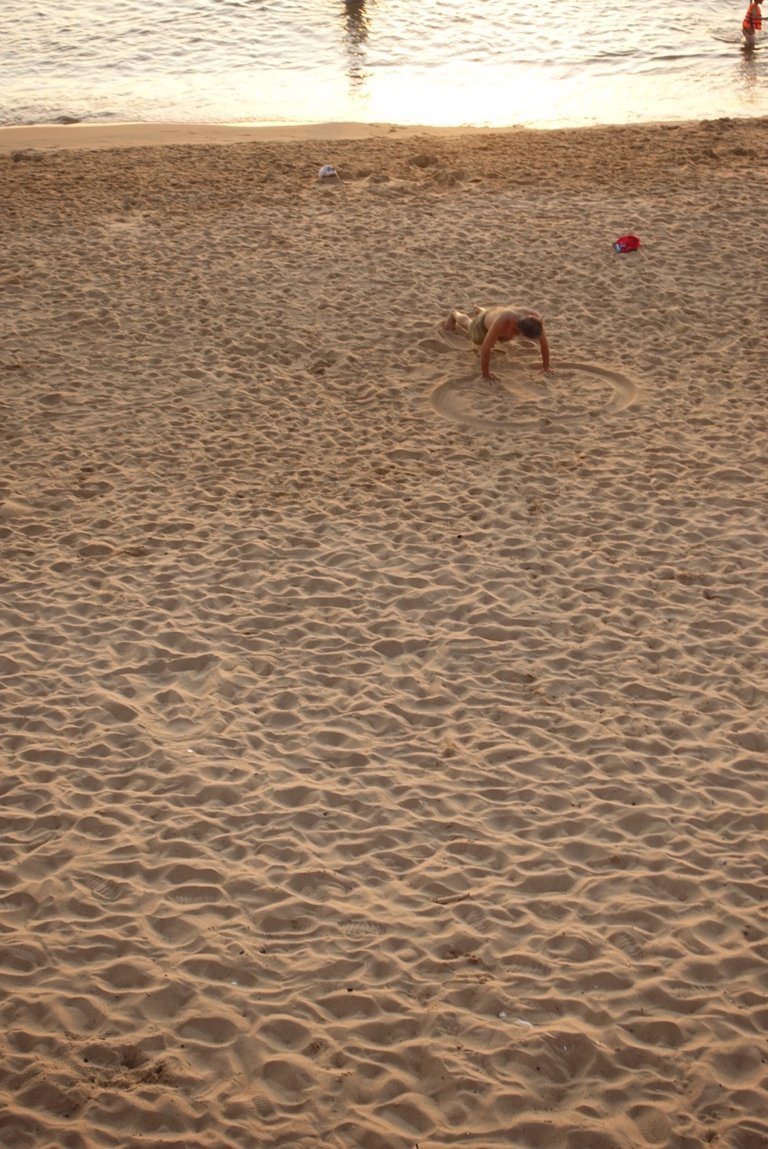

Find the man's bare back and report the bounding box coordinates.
[444,305,551,380]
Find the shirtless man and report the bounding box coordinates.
[443,305,551,381]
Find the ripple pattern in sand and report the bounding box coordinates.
[2,129,768,1149]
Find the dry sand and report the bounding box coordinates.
[1,116,768,1149]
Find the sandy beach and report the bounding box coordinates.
[2,116,768,1149]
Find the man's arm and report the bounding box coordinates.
[539,330,551,371]
[479,316,512,380]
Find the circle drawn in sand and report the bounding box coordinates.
[431,361,639,431]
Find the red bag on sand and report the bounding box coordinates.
[614,234,640,253]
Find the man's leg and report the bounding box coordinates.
[443,308,472,333]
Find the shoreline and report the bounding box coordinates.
[2,111,768,153]
[0,119,505,154]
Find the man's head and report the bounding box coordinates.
[518,316,543,340]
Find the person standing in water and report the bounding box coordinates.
[743,0,762,48]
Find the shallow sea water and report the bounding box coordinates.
[2,0,768,129]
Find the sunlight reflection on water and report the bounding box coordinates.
[1,0,767,128]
